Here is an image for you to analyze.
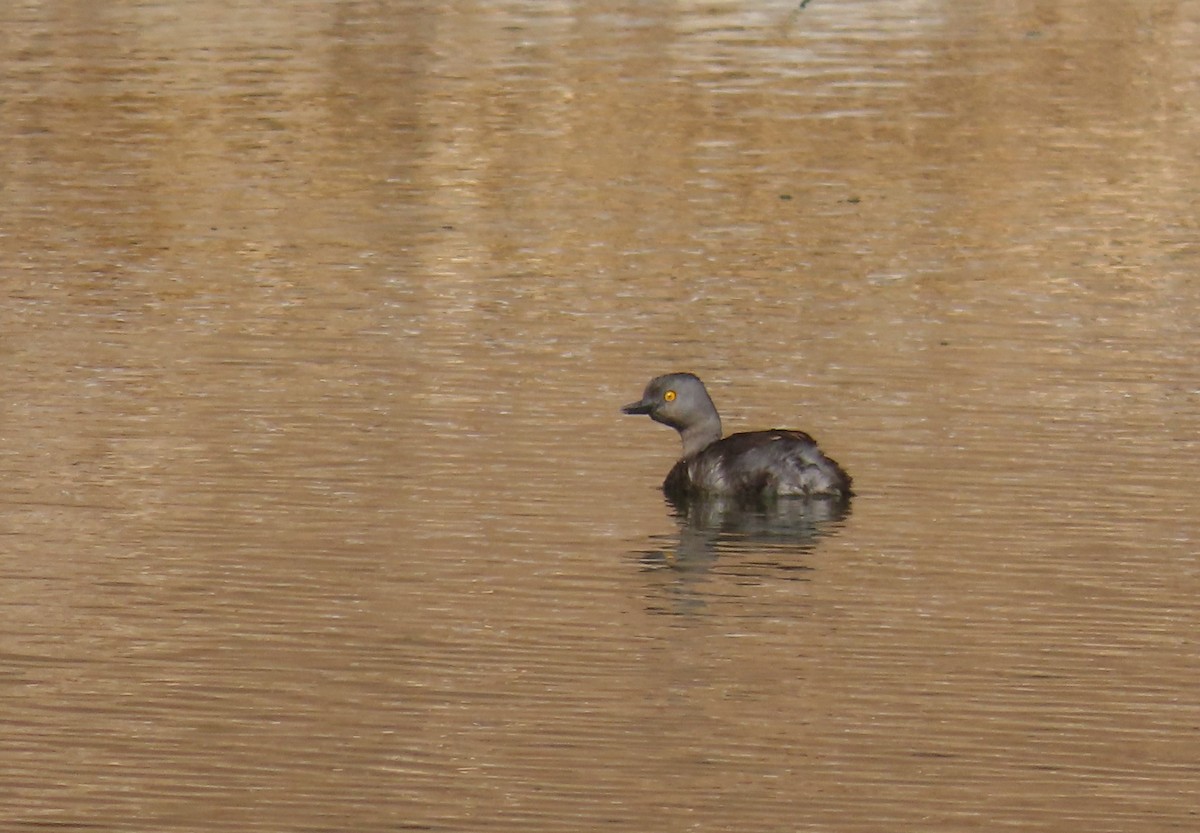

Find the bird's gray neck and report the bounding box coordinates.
[680,414,722,458]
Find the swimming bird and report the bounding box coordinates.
[622,372,852,501]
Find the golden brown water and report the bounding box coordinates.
[3,2,1198,831]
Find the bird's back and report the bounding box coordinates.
[664,430,852,500]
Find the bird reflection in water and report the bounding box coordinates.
[635,491,851,575]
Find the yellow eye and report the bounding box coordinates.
[664,390,676,402]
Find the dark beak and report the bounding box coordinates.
[621,398,653,415]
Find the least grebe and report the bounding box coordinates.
[622,373,852,500]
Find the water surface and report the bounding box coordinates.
[2,2,1198,831]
